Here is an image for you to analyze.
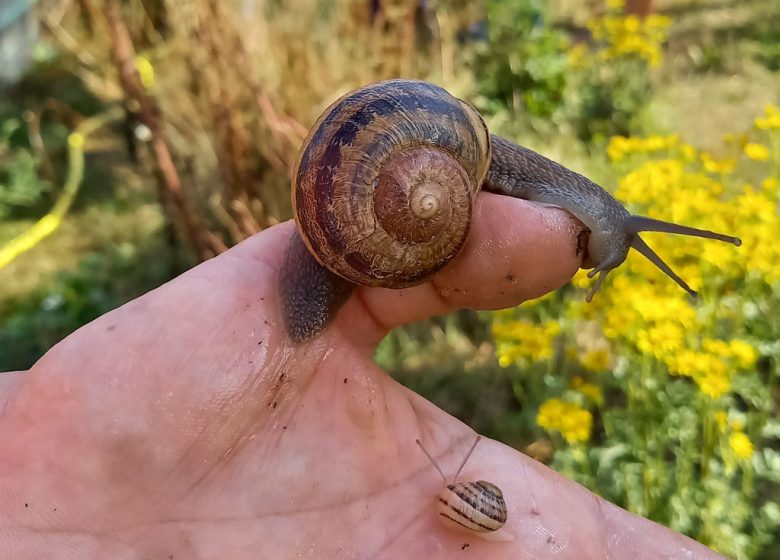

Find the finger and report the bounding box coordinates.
[337,192,585,342]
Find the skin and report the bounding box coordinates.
[0,195,725,559]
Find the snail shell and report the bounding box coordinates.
[438,480,508,534]
[292,79,491,288]
[416,436,511,541]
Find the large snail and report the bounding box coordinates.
[278,80,741,342]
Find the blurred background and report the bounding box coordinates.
[0,0,778,556]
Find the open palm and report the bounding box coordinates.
[0,194,724,559]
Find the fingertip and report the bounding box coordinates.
[353,194,585,337]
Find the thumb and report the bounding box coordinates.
[331,192,585,347]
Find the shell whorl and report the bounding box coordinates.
[437,480,508,534]
[292,80,491,288]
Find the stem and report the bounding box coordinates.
[641,354,652,515]
[700,397,713,479]
[102,0,219,259]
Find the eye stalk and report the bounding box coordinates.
[583,215,742,302]
[624,215,741,300]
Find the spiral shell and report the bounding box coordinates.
[438,481,508,534]
[292,80,491,288]
[416,436,511,541]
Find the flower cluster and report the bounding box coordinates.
[490,105,776,556]
[583,131,775,395]
[536,398,593,444]
[503,113,775,397]
[745,142,770,161]
[492,318,560,367]
[607,134,686,162]
[715,411,755,465]
[586,8,671,67]
[754,104,780,130]
[570,376,604,405]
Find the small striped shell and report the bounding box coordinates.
[437,480,507,534]
[292,79,491,288]
[416,436,511,541]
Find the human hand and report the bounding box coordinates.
[0,193,724,559]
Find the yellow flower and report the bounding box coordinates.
[571,377,604,405]
[714,411,729,432]
[728,432,754,461]
[722,132,748,148]
[537,399,593,444]
[606,135,680,162]
[728,339,758,370]
[730,418,745,432]
[134,55,155,90]
[696,367,731,399]
[679,143,697,162]
[623,15,641,34]
[754,104,780,130]
[607,135,630,161]
[702,338,731,357]
[761,177,778,193]
[744,143,770,161]
[536,399,565,429]
[68,132,85,149]
[666,351,732,398]
[700,152,735,174]
[637,323,685,359]
[735,186,776,223]
[581,348,611,372]
[492,319,561,364]
[586,12,669,66]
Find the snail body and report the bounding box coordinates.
[416,436,511,541]
[280,79,741,342]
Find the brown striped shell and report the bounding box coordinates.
[437,480,507,534]
[292,80,491,288]
[416,436,510,540]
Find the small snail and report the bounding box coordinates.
[416,436,510,540]
[279,79,741,342]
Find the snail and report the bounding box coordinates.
[278,79,741,342]
[416,436,510,540]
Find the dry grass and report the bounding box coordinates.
[46,0,487,251]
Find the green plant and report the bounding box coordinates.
[0,116,50,219]
[0,240,176,371]
[565,4,671,142]
[491,111,780,558]
[470,0,570,124]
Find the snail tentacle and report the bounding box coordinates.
[484,133,740,301]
